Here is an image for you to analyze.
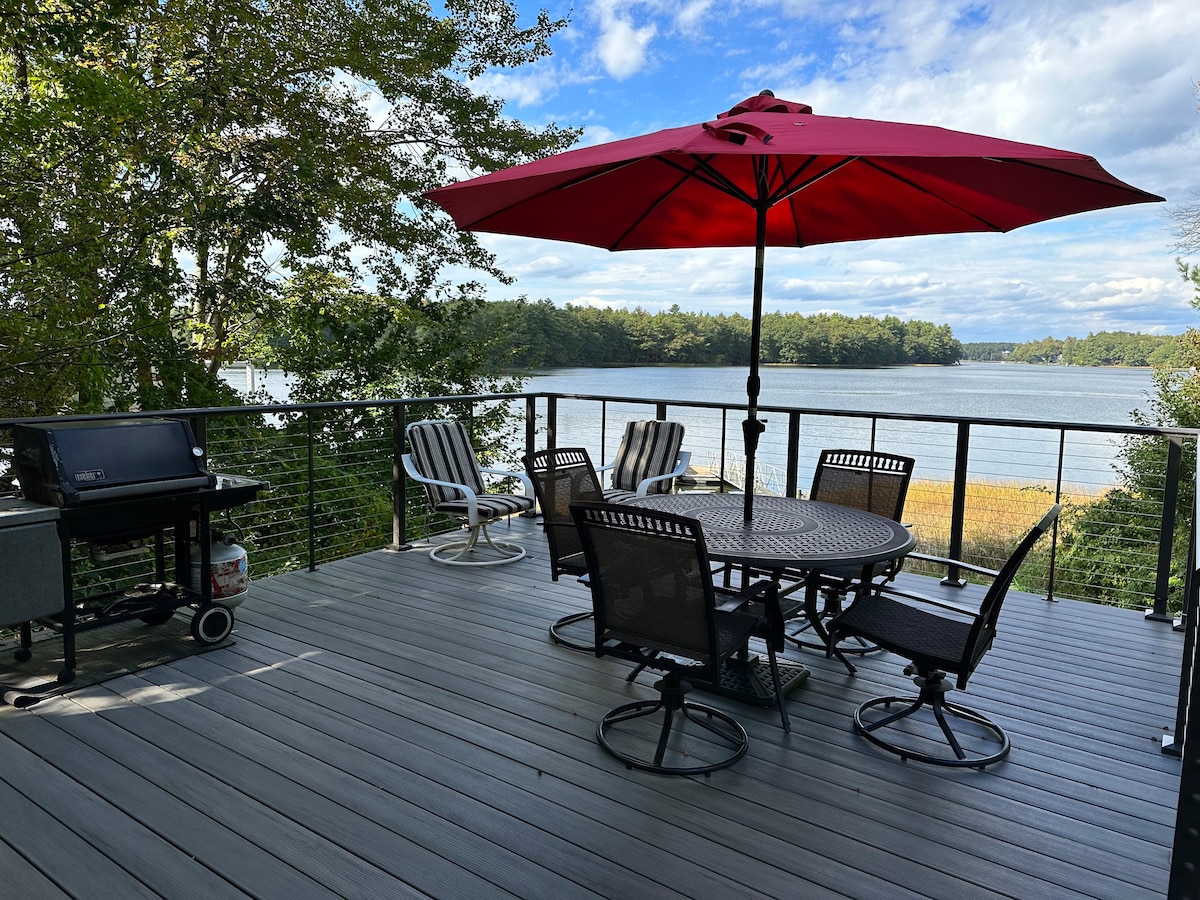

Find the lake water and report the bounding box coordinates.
[523,363,1162,490]
[525,363,1156,427]
[222,363,1163,488]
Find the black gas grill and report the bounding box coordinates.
[10,417,266,683]
[14,417,216,507]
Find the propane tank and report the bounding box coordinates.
[189,532,249,607]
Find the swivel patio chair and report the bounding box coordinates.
[523,447,607,650]
[598,420,691,502]
[827,504,1061,769]
[785,448,915,655]
[402,419,534,567]
[572,501,790,776]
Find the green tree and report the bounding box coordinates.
[1055,261,1200,611]
[1,0,575,415]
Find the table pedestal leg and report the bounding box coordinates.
[803,579,857,674]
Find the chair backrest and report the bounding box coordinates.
[406,420,485,504]
[609,420,685,494]
[523,447,603,578]
[961,503,1062,680]
[809,448,915,521]
[571,502,719,666]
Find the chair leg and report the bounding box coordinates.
[597,674,749,776]
[852,671,1011,769]
[429,522,527,567]
[549,611,596,652]
[763,641,791,733]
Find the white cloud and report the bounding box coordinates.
[675,1,716,36]
[593,2,658,79]
[452,0,1199,342]
[470,69,564,108]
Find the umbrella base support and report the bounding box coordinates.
[703,655,809,707]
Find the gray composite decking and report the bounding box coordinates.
[0,516,1184,899]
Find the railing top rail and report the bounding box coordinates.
[531,391,1200,439]
[3,390,1197,440]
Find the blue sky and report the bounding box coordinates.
[447,0,1200,344]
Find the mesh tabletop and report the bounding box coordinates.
[632,494,914,570]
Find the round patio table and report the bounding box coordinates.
[631,493,916,703]
[633,493,914,570]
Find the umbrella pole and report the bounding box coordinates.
[742,196,768,525]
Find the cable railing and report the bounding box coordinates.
[2,390,1194,616]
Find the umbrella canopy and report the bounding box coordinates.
[426,92,1163,522]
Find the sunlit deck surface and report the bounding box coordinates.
[0,515,1183,899]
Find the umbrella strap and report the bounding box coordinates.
[702,121,773,146]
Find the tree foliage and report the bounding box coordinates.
[484,300,964,368]
[1,0,576,416]
[1054,243,1200,612]
[1000,332,1184,367]
[960,342,1016,361]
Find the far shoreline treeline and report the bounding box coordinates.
[475,299,962,368]
[470,299,1184,370]
[962,332,1184,367]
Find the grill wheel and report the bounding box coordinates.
[191,602,234,645]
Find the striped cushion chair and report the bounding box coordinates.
[598,420,690,504]
[402,420,534,566]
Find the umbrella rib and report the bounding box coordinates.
[989,156,1164,202]
[764,155,829,206]
[452,158,650,230]
[655,155,756,206]
[858,158,1007,231]
[607,160,702,250]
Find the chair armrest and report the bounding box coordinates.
[906,552,1000,580]
[402,453,481,522]
[634,450,692,496]
[868,583,981,618]
[478,466,534,499]
[716,578,784,648]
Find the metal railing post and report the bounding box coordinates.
[525,396,538,458]
[306,410,317,572]
[546,396,558,451]
[391,404,411,551]
[944,421,970,585]
[786,411,802,498]
[1149,435,1184,622]
[1166,453,1200,895]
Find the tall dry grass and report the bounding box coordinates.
[901,478,1104,589]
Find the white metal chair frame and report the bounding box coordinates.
[402,420,534,567]
[597,420,691,500]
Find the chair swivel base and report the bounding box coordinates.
[429,523,527,567]
[597,677,748,776]
[548,611,596,652]
[853,674,1011,769]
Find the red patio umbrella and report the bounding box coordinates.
[426,92,1163,523]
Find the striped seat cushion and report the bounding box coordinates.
[601,488,641,505]
[433,493,532,521]
[610,421,685,494]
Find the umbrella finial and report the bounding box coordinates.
[719,93,813,118]
[759,89,776,97]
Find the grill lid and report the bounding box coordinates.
[13,418,216,507]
